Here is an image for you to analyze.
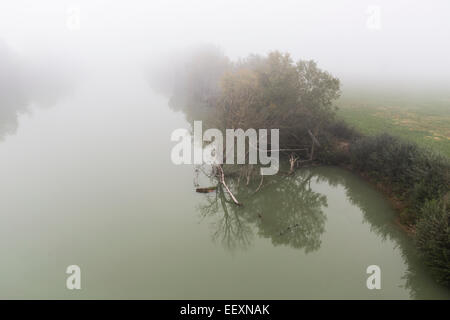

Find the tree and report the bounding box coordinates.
[215,51,341,156]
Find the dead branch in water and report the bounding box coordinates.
[217,165,241,206]
[246,165,253,186]
[253,174,264,194]
[289,153,299,175]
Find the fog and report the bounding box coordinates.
[0,1,449,300]
[1,0,450,106]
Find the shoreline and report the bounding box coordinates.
[316,163,418,236]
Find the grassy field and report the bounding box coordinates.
[336,88,450,158]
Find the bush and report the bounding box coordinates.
[350,134,449,210]
[416,198,450,286]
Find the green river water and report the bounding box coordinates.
[0,67,448,299]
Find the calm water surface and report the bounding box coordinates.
[0,68,448,299]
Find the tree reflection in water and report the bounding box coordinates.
[197,166,449,299]
[198,168,327,253]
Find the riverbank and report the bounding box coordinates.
[338,164,416,234]
[320,130,449,287]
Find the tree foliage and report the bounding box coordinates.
[162,48,341,152]
[214,52,341,149]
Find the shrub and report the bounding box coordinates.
[350,134,449,207]
[416,198,450,286]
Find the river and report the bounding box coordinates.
[0,66,448,299]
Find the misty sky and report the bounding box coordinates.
[0,0,450,88]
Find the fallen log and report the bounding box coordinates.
[195,186,217,193]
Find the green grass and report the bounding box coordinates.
[336,90,450,158]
